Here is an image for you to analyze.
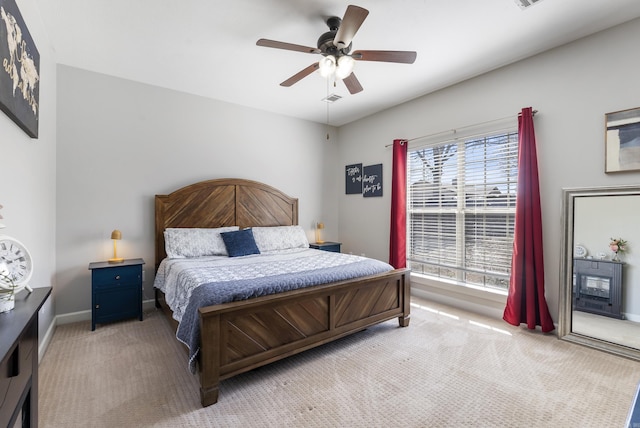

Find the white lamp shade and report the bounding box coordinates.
[318,55,336,78]
[335,55,355,79]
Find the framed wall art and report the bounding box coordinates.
[345,163,362,194]
[605,107,640,173]
[363,164,383,197]
[0,0,40,138]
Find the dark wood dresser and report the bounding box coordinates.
[0,287,51,428]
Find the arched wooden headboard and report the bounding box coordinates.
[155,178,299,271]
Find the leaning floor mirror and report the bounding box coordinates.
[559,185,640,360]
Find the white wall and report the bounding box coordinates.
[0,0,56,336]
[337,18,640,321]
[55,66,338,316]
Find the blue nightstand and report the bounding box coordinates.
[89,258,144,330]
[309,242,341,253]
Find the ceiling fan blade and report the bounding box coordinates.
[257,39,321,54]
[333,5,369,50]
[352,50,417,64]
[280,63,320,87]
[343,72,363,94]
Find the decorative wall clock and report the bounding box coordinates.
[0,235,33,293]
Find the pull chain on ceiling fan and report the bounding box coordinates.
[326,79,330,140]
[256,5,417,95]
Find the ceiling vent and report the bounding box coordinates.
[514,0,544,9]
[322,94,342,103]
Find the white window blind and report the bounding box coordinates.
[407,131,519,290]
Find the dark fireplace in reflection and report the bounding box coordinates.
[573,258,623,319]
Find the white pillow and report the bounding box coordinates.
[164,227,239,258]
[251,225,309,252]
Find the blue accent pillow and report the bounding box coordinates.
[220,229,261,257]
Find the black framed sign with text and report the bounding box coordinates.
[345,163,362,194]
[363,164,382,197]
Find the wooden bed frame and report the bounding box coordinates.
[154,178,410,407]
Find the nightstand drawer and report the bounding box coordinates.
[92,264,141,288]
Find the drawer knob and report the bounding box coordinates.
[115,275,121,280]
[95,304,100,309]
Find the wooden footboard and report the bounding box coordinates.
[197,268,409,406]
[156,268,410,406]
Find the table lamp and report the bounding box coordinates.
[108,229,124,263]
[315,222,325,244]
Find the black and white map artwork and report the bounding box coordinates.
[1,0,40,138]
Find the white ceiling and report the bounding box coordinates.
[35,0,640,126]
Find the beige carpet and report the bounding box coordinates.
[39,297,640,427]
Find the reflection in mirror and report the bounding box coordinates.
[559,185,640,360]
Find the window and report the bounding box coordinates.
[407,130,519,291]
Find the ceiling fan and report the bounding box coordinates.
[256,5,417,95]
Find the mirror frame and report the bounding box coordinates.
[559,184,640,360]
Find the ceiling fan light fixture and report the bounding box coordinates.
[319,55,336,77]
[257,5,416,93]
[335,55,355,79]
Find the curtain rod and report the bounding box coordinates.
[385,109,538,147]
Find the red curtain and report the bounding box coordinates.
[389,139,408,269]
[503,107,555,332]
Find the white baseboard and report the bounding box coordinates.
[39,316,57,364]
[143,298,156,311]
[56,309,92,325]
[412,286,506,320]
[38,298,157,363]
[410,274,507,320]
[410,277,559,332]
[37,309,90,364]
[625,313,640,323]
